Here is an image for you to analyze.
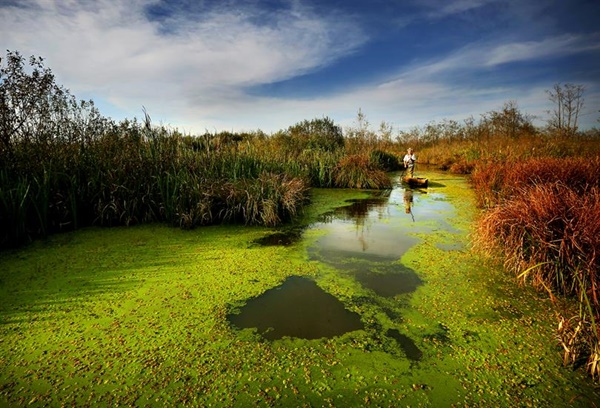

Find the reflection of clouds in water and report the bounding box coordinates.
[314,221,418,260]
[312,185,460,262]
[389,188,455,220]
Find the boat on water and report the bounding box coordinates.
[402,176,429,188]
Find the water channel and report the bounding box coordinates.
[3,171,599,406]
[228,173,461,360]
[223,173,600,406]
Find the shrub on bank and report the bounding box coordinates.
[470,157,600,208]
[369,149,401,171]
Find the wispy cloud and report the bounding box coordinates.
[420,0,500,19]
[484,33,600,66]
[267,31,600,131]
[0,0,366,120]
[1,0,597,133]
[394,32,600,81]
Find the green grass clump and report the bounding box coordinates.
[369,149,402,172]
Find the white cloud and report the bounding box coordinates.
[248,32,600,133]
[125,30,600,133]
[1,1,597,134]
[420,0,499,19]
[382,32,600,85]
[0,0,366,127]
[485,33,600,66]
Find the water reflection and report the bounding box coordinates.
[230,177,460,356]
[318,195,390,225]
[403,189,416,223]
[403,190,413,214]
[312,189,419,261]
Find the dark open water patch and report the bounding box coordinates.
[253,229,303,246]
[318,194,390,223]
[386,328,423,361]
[227,276,364,340]
[354,266,423,298]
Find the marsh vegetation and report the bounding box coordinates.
[1,50,600,403]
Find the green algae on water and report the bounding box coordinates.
[1,171,599,407]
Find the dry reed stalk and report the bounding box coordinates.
[589,343,600,379]
[333,154,391,189]
[216,172,309,227]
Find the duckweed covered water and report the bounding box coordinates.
[1,171,599,407]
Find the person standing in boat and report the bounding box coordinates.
[403,148,417,178]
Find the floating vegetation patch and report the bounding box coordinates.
[435,242,465,251]
[3,173,600,407]
[227,276,364,340]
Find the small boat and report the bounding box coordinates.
[402,176,429,188]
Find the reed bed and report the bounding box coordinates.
[369,149,402,172]
[472,157,600,379]
[217,172,309,227]
[0,117,394,248]
[470,157,600,208]
[333,154,392,189]
[1,50,317,246]
[295,149,340,188]
[0,124,314,248]
[416,128,600,174]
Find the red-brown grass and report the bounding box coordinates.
[470,156,600,209]
[473,156,600,379]
[418,132,600,174]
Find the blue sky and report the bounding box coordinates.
[2,0,599,134]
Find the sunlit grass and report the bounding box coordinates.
[1,122,402,248]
